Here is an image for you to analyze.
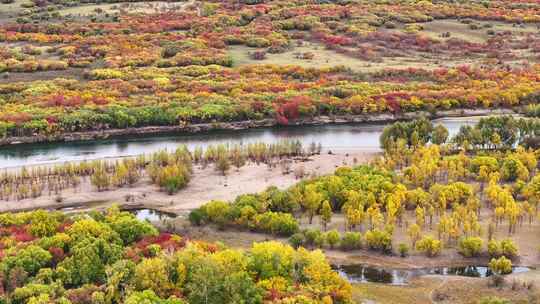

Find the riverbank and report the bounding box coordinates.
[0,108,520,146]
[0,149,376,214]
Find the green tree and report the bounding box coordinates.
[320,200,333,231]
[303,185,323,224]
[431,124,449,145]
[2,245,52,276]
[458,237,483,257]
[326,230,340,249]
[488,256,512,275]
[416,236,442,257]
[133,258,173,297]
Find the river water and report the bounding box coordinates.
[0,117,481,169]
[335,264,531,285]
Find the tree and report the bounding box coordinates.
[489,256,512,275]
[303,185,323,224]
[202,200,231,228]
[364,229,392,253]
[2,245,52,276]
[125,290,185,304]
[247,241,294,280]
[431,124,449,145]
[458,237,483,257]
[91,166,111,191]
[108,213,158,245]
[326,230,340,249]
[133,258,173,297]
[407,223,421,247]
[398,243,409,257]
[320,200,333,231]
[29,210,60,238]
[340,232,361,250]
[105,260,136,304]
[215,155,230,176]
[58,237,123,286]
[288,233,305,249]
[416,236,442,257]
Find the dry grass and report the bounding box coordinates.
[421,19,538,43]
[57,1,185,16]
[229,40,481,72]
[352,277,438,304]
[352,270,540,304]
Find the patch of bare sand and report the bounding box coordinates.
[0,150,376,214]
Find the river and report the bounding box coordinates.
[0,116,482,169]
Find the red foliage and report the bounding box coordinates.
[135,232,185,254]
[0,113,32,125]
[49,247,65,265]
[9,226,35,243]
[274,96,311,125]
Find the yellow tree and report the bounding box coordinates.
[407,223,421,247]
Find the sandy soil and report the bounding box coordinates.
[0,150,376,214]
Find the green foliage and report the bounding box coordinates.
[364,229,392,253]
[340,232,361,251]
[57,237,123,286]
[134,258,173,297]
[0,209,351,303]
[458,236,483,257]
[489,256,512,275]
[28,210,61,238]
[478,297,510,304]
[125,290,186,304]
[416,236,442,257]
[326,230,340,249]
[398,243,409,257]
[488,239,518,259]
[380,117,434,150]
[289,233,306,249]
[2,245,52,276]
[107,210,158,245]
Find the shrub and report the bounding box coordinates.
[364,229,392,253]
[416,236,442,257]
[314,233,326,248]
[340,232,361,251]
[326,230,340,249]
[478,297,510,304]
[304,229,322,246]
[488,239,518,259]
[202,200,231,228]
[188,209,205,226]
[500,239,518,258]
[250,212,299,236]
[488,240,502,258]
[288,233,306,249]
[458,237,483,257]
[152,164,191,195]
[489,256,512,275]
[398,243,409,258]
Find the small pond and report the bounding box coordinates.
[335,264,532,285]
[129,208,178,222]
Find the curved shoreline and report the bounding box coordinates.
[0,108,521,146]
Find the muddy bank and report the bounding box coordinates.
[0,108,520,146]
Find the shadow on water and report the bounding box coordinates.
[334,264,532,285]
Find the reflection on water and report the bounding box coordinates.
[335,264,531,285]
[130,209,177,222]
[0,117,479,169]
